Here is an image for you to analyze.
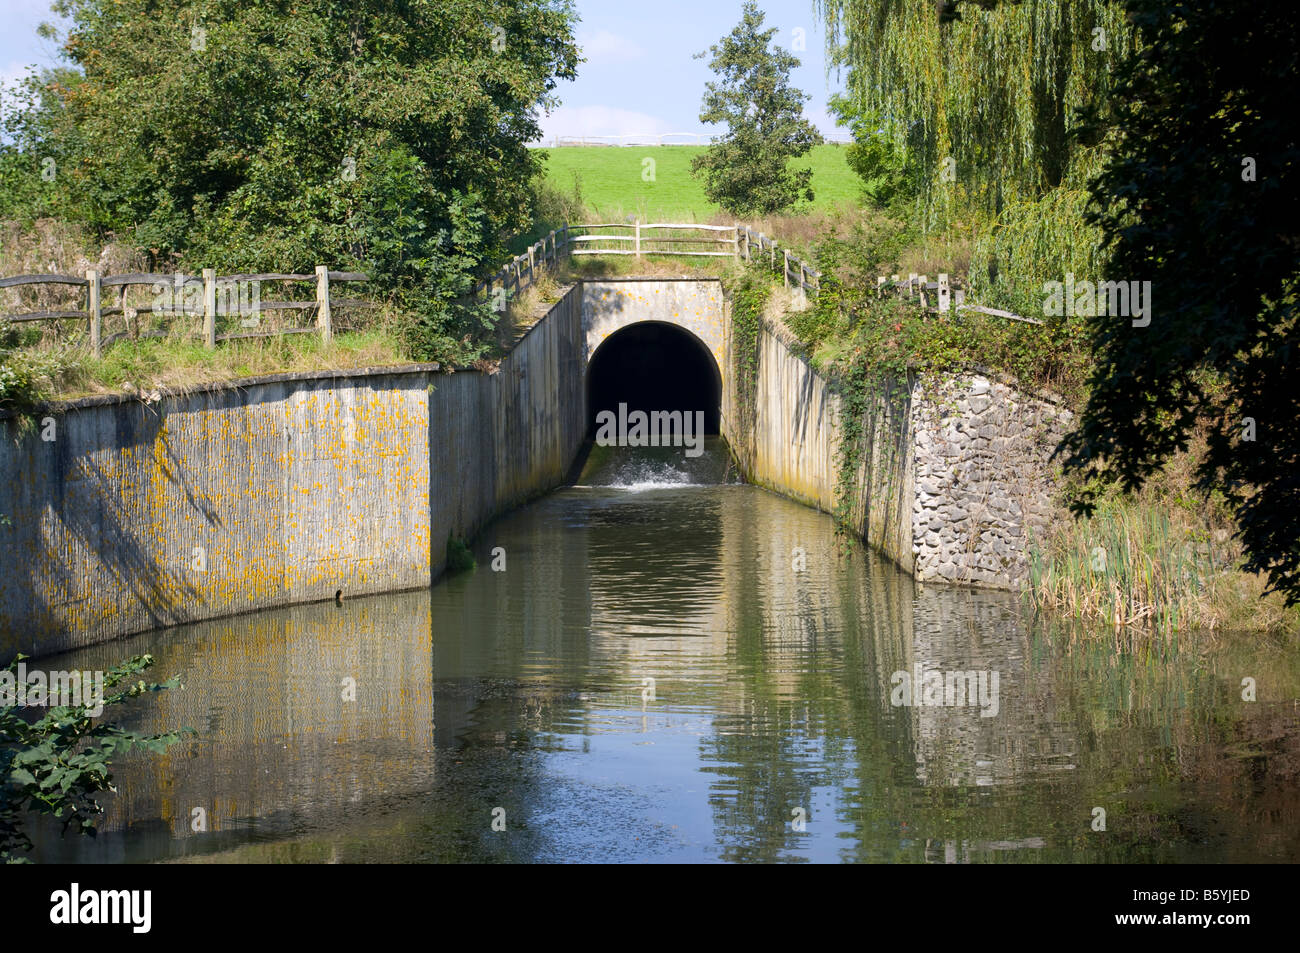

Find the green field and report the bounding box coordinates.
[536,144,861,223]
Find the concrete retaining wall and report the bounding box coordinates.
[1,273,1070,658]
[0,285,585,659]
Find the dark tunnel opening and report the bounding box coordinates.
[586,322,722,438]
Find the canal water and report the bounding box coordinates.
[29,442,1300,863]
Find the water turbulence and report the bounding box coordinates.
[580,318,735,490]
[575,439,741,490]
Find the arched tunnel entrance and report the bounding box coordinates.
[586,321,722,439]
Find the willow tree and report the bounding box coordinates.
[818,0,1133,219]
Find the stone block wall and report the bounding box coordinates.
[729,314,1072,591]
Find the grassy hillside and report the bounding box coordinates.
[535,144,860,223]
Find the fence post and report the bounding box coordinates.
[315,265,332,345]
[783,250,790,288]
[202,268,216,349]
[635,219,641,259]
[86,268,102,358]
[938,273,950,312]
[732,225,739,259]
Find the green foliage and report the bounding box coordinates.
[1061,0,1300,607]
[1,653,191,862]
[837,104,920,209]
[801,228,1091,397]
[969,187,1107,321]
[1027,495,1210,636]
[0,342,79,434]
[2,0,580,366]
[819,0,1132,219]
[728,268,770,439]
[830,339,873,553]
[446,535,476,573]
[690,2,824,216]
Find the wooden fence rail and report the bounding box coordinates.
[734,224,822,297]
[3,220,1039,358]
[472,221,826,306]
[0,268,372,356]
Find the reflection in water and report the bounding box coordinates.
[28,458,1300,863]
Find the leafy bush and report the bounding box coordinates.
[1,653,191,862]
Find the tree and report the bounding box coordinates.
[1061,0,1300,606]
[817,0,1133,217]
[836,101,920,209]
[691,2,822,216]
[2,0,579,364]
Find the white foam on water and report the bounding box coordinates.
[616,480,703,492]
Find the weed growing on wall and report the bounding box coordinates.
[728,269,771,447]
[446,536,476,574]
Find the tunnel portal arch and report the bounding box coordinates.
[586,320,722,436]
[580,279,728,439]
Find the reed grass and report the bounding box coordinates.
[1028,485,1300,638]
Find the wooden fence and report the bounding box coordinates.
[2,220,1037,358]
[470,227,568,306]
[468,221,824,307]
[735,224,822,296]
[547,134,854,147]
[0,267,370,356]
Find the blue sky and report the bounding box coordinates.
[0,0,846,140]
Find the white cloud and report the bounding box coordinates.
[577,30,644,64]
[534,105,688,145]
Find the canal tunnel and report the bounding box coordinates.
[586,321,722,438]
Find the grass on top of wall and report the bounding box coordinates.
[1,328,409,411]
